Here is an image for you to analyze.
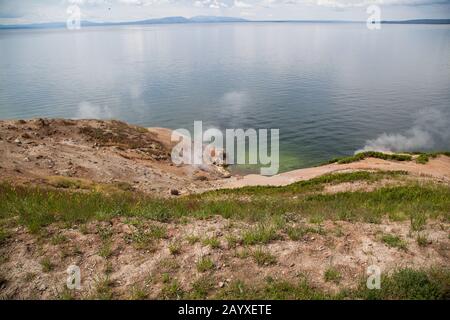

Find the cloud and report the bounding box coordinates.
[357,108,450,153]
[0,0,448,23]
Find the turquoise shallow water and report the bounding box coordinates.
[1,23,449,172]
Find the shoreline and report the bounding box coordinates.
[1,118,449,195]
[223,155,450,189]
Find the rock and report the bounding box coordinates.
[218,282,225,288]
[14,138,21,145]
[222,172,231,179]
[170,189,180,196]
[38,284,47,291]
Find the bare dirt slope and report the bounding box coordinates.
[1,217,448,299]
[0,119,227,195]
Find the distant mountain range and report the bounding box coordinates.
[0,16,449,30]
[0,16,248,29]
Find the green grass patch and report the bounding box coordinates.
[324,267,342,283]
[354,268,450,300]
[381,234,407,250]
[202,237,221,249]
[327,151,412,165]
[251,248,277,266]
[0,172,448,233]
[40,257,54,272]
[168,241,181,255]
[242,223,280,245]
[196,256,215,273]
[215,277,330,300]
[285,225,325,240]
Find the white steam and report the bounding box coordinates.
[357,108,450,153]
[75,101,113,119]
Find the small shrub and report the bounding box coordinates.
[51,234,68,245]
[160,279,184,299]
[94,276,113,300]
[324,267,341,283]
[202,237,220,249]
[197,256,215,273]
[186,235,200,244]
[416,234,429,247]
[251,248,277,266]
[242,224,279,245]
[381,234,407,250]
[169,241,181,255]
[40,257,54,272]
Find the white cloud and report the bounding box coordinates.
[0,0,448,23]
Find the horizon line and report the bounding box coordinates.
[1,16,449,29]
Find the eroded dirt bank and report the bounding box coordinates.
[0,119,228,196]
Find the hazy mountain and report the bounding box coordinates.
[189,16,247,23]
[381,19,450,24]
[1,17,448,30]
[0,16,248,29]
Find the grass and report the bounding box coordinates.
[0,228,10,244]
[40,257,54,272]
[216,277,330,300]
[251,248,277,266]
[61,267,448,300]
[214,268,450,300]
[186,235,200,244]
[160,279,184,299]
[202,237,221,249]
[188,276,215,299]
[324,267,342,283]
[226,235,240,248]
[327,151,412,165]
[1,171,448,234]
[354,268,450,300]
[285,225,325,241]
[416,233,429,247]
[93,276,113,300]
[129,285,148,300]
[196,256,215,273]
[413,152,450,164]
[242,224,280,245]
[50,234,68,245]
[381,234,407,250]
[168,241,181,255]
[410,212,427,231]
[99,241,113,258]
[125,223,166,250]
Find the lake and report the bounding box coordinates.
[1,23,449,172]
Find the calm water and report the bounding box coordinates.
[1,23,449,172]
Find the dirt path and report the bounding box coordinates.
[222,156,450,188]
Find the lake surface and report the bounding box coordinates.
[1,23,449,172]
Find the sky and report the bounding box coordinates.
[0,0,449,24]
